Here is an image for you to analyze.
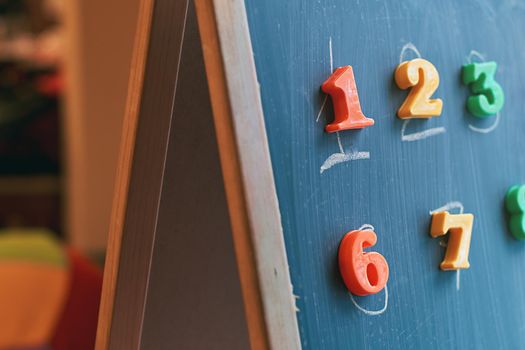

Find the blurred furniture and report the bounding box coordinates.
[63,0,140,255]
[0,1,62,235]
[0,229,102,350]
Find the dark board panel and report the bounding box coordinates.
[244,0,525,348]
[139,6,249,349]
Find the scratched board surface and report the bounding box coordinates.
[244,1,525,349]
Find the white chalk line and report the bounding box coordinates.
[399,42,446,142]
[316,37,334,123]
[336,132,344,153]
[399,42,421,63]
[466,50,500,134]
[430,201,464,291]
[316,96,328,122]
[401,120,446,141]
[318,36,370,173]
[349,284,389,316]
[429,201,464,215]
[320,150,370,174]
[468,112,501,133]
[358,224,375,231]
[329,36,333,72]
[467,50,486,63]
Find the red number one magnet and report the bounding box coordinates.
[321,66,375,132]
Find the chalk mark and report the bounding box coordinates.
[336,132,344,153]
[316,96,328,122]
[316,37,334,123]
[467,50,486,63]
[401,120,446,141]
[320,150,370,174]
[398,42,446,142]
[466,50,501,134]
[399,42,421,63]
[429,201,464,215]
[430,201,464,291]
[468,112,501,133]
[329,36,333,72]
[349,284,389,316]
[358,224,375,231]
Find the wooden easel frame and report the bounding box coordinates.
[96,0,301,349]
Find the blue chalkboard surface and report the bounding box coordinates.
[244,0,525,348]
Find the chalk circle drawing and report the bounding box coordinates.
[430,201,464,291]
[466,50,501,134]
[399,42,446,142]
[347,224,389,316]
[317,36,371,173]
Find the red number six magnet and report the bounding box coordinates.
[338,229,389,296]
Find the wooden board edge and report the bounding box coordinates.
[95,0,155,348]
[194,1,302,349]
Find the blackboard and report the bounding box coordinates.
[98,0,525,348]
[242,0,525,348]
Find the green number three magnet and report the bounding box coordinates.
[462,61,504,118]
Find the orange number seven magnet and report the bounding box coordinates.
[338,229,389,296]
[430,211,474,270]
[322,66,375,132]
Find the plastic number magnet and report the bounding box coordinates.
[430,211,474,270]
[338,229,389,296]
[395,58,443,119]
[505,185,525,240]
[462,61,504,118]
[321,66,375,132]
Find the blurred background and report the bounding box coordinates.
[0,0,140,348]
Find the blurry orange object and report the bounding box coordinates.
[36,74,63,96]
[0,262,69,349]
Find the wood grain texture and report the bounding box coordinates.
[194,1,301,349]
[95,0,154,347]
[95,0,188,348]
[243,0,525,348]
